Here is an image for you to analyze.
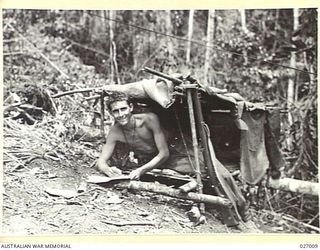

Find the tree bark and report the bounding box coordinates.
[186,10,194,63]
[204,9,215,86]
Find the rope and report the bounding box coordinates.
[87,11,316,76]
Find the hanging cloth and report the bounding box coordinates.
[240,111,269,185]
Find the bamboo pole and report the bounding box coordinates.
[186,88,205,212]
[116,181,232,207]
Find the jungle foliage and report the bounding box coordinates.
[2,8,318,228]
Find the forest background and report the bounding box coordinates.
[2,8,318,232]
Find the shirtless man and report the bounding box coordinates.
[97,91,250,225]
[96,92,170,180]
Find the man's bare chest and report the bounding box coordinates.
[119,124,154,143]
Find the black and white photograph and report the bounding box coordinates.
[1,7,318,236]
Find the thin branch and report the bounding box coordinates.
[307,213,319,225]
[101,220,156,227]
[6,23,70,79]
[264,186,275,212]
[67,39,109,57]
[282,215,320,233]
[52,88,97,98]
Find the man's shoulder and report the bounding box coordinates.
[108,124,122,137]
[135,112,159,123]
[134,113,161,130]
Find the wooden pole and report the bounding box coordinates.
[116,181,232,207]
[191,88,241,226]
[186,88,205,213]
[191,89,219,188]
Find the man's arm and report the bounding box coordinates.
[96,128,122,177]
[129,113,169,180]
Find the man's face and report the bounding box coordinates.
[110,100,133,125]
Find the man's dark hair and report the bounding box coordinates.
[105,91,131,110]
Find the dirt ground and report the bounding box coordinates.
[2,153,289,235]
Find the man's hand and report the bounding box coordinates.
[109,166,123,176]
[129,168,145,180]
[97,162,122,177]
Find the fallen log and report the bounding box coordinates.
[269,178,319,197]
[116,180,232,207]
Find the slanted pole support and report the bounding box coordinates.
[186,87,205,213]
[191,88,240,227]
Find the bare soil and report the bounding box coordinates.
[2,155,282,235]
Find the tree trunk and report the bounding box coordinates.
[204,9,215,86]
[92,10,102,38]
[165,10,173,55]
[239,9,248,65]
[186,10,194,63]
[109,10,120,84]
[132,12,139,71]
[100,10,106,34]
[239,9,248,33]
[164,10,174,74]
[109,10,115,84]
[286,8,299,149]
[287,8,299,115]
[80,10,88,26]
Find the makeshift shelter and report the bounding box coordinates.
[51,67,318,227]
[98,68,285,184]
[52,67,319,227]
[85,68,285,226]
